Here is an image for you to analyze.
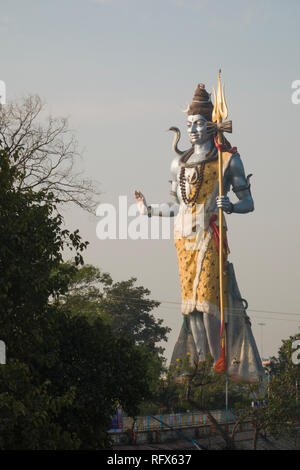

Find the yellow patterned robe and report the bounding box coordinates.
[174,152,232,318]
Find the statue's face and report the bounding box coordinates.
[187,114,208,145]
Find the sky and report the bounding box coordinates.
[1,0,300,362]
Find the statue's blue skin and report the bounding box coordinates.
[134,113,254,216]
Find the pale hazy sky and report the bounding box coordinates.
[1,0,300,361]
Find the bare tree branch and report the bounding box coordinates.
[185,360,236,450]
[0,94,101,212]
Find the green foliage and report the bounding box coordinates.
[0,147,88,317]
[40,308,155,449]
[166,354,248,412]
[58,263,171,358]
[269,332,300,381]
[231,333,300,449]
[0,144,160,449]
[0,360,80,450]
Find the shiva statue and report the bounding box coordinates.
[135,83,264,382]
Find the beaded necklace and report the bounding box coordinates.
[179,146,216,206]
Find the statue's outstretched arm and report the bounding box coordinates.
[134,190,179,217]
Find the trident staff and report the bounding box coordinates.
[212,69,229,373]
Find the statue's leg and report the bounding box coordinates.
[189,310,209,361]
[203,313,220,364]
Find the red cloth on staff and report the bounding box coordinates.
[209,214,228,373]
[209,214,228,259]
[214,136,237,154]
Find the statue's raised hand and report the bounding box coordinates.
[134,190,148,215]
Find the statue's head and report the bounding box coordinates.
[185,83,213,145]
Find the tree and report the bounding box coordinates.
[269,332,300,384]
[34,308,156,449]
[0,144,158,449]
[168,354,264,450]
[161,334,300,450]
[0,95,100,212]
[0,309,156,449]
[58,264,171,358]
[0,144,88,360]
[230,333,300,450]
[231,380,298,450]
[178,355,238,450]
[0,359,80,450]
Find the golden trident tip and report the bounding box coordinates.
[212,70,228,123]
